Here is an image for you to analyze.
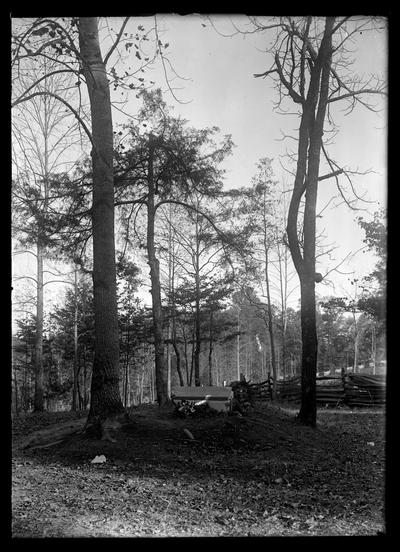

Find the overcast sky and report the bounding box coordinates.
[12,15,387,319]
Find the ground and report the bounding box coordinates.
[11,401,386,538]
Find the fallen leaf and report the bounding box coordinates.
[91,455,107,464]
[183,428,195,440]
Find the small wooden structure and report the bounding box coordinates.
[171,386,233,413]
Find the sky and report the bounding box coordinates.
[12,15,388,324]
[142,15,387,298]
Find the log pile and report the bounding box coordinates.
[251,381,272,401]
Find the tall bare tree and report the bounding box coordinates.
[251,16,387,425]
[12,59,80,411]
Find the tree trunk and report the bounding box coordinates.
[208,310,213,386]
[194,287,201,386]
[277,219,289,380]
[264,245,278,398]
[123,317,131,407]
[236,308,240,380]
[13,366,19,415]
[124,360,129,407]
[190,330,195,386]
[72,268,79,411]
[146,138,169,406]
[82,345,88,410]
[140,364,145,404]
[328,328,335,375]
[167,328,172,399]
[78,17,125,434]
[182,326,190,385]
[194,220,201,386]
[167,203,175,395]
[171,340,184,386]
[33,241,44,412]
[371,321,376,374]
[287,17,334,427]
[298,276,318,425]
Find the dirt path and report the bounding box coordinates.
[11,404,386,537]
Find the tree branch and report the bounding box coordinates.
[318,168,344,182]
[13,250,38,259]
[13,275,38,285]
[103,16,130,66]
[11,91,94,148]
[328,88,387,104]
[13,69,79,106]
[274,53,304,104]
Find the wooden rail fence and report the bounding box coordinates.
[241,373,386,407]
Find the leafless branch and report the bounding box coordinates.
[104,16,130,66]
[12,91,94,148]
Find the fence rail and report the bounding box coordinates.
[246,373,386,407]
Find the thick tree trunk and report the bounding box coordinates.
[298,276,318,426]
[78,18,125,434]
[33,242,44,412]
[146,139,169,406]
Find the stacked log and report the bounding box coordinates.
[230,372,386,408]
[316,376,345,405]
[275,376,302,401]
[344,374,386,406]
[249,380,271,401]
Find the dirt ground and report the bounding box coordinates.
[11,401,386,538]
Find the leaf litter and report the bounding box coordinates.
[12,402,385,537]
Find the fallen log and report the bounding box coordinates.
[17,419,86,450]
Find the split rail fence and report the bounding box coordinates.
[245,373,386,407]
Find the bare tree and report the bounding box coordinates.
[250,16,387,425]
[12,60,80,411]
